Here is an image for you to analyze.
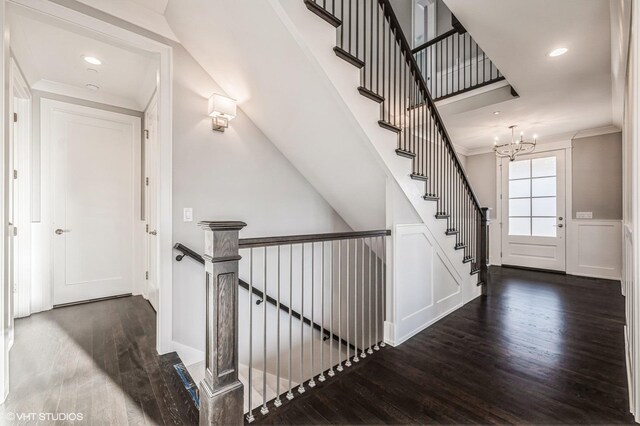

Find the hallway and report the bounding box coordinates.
[256,267,635,424]
[0,296,194,425]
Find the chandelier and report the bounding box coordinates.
[493,125,537,161]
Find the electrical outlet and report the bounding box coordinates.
[184,208,193,222]
[576,211,592,219]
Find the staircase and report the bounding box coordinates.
[170,1,490,424]
[301,0,488,279]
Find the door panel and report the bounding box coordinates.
[52,109,136,305]
[501,150,566,271]
[145,96,159,311]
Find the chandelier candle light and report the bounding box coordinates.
[493,125,537,161]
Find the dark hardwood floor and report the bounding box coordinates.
[0,295,195,425]
[256,266,635,425]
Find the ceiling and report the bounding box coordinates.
[9,6,158,111]
[131,0,168,15]
[441,0,615,152]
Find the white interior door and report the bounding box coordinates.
[501,150,566,271]
[51,104,139,305]
[145,96,159,311]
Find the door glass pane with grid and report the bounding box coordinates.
[501,150,566,271]
[508,157,557,237]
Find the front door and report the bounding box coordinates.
[51,103,138,305]
[501,150,566,271]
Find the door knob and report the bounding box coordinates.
[149,230,158,236]
[55,229,70,235]
[557,224,564,228]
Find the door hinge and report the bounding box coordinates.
[13,170,17,180]
[13,113,17,123]
[145,271,149,280]
[145,177,149,186]
[144,129,149,139]
[146,224,149,232]
[13,226,17,237]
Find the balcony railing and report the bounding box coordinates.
[192,223,390,424]
[412,28,505,101]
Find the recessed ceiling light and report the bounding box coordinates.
[548,47,568,57]
[83,56,102,65]
[86,83,100,91]
[493,111,500,115]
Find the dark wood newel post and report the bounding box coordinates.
[479,208,489,296]
[198,221,247,426]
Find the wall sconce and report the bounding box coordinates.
[208,93,237,132]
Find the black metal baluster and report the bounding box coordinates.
[475,40,479,87]
[456,33,460,93]
[445,36,449,97]
[348,0,352,54]
[381,4,385,106]
[464,33,467,90]
[483,50,486,83]
[356,0,359,58]
[388,22,392,124]
[369,0,373,90]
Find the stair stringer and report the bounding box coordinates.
[270,0,481,306]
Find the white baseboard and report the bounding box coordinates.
[172,340,205,366]
[387,302,463,347]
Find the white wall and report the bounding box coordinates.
[464,152,498,263]
[170,44,351,356]
[622,0,639,420]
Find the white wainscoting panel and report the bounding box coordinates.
[390,224,464,345]
[567,220,622,280]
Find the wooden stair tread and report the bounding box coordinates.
[358,86,384,103]
[304,0,342,27]
[410,173,428,181]
[379,120,402,133]
[395,149,415,158]
[334,46,365,68]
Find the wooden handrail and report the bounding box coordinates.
[238,229,391,249]
[411,28,459,54]
[173,242,362,352]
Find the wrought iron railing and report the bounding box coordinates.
[238,230,389,421]
[304,0,488,277]
[180,226,390,424]
[412,28,505,100]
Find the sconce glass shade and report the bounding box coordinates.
[208,94,237,120]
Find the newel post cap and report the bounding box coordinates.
[198,221,247,231]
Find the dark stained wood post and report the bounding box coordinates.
[198,221,247,426]
[479,208,489,296]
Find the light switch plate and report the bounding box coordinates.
[576,211,592,219]
[183,208,193,222]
